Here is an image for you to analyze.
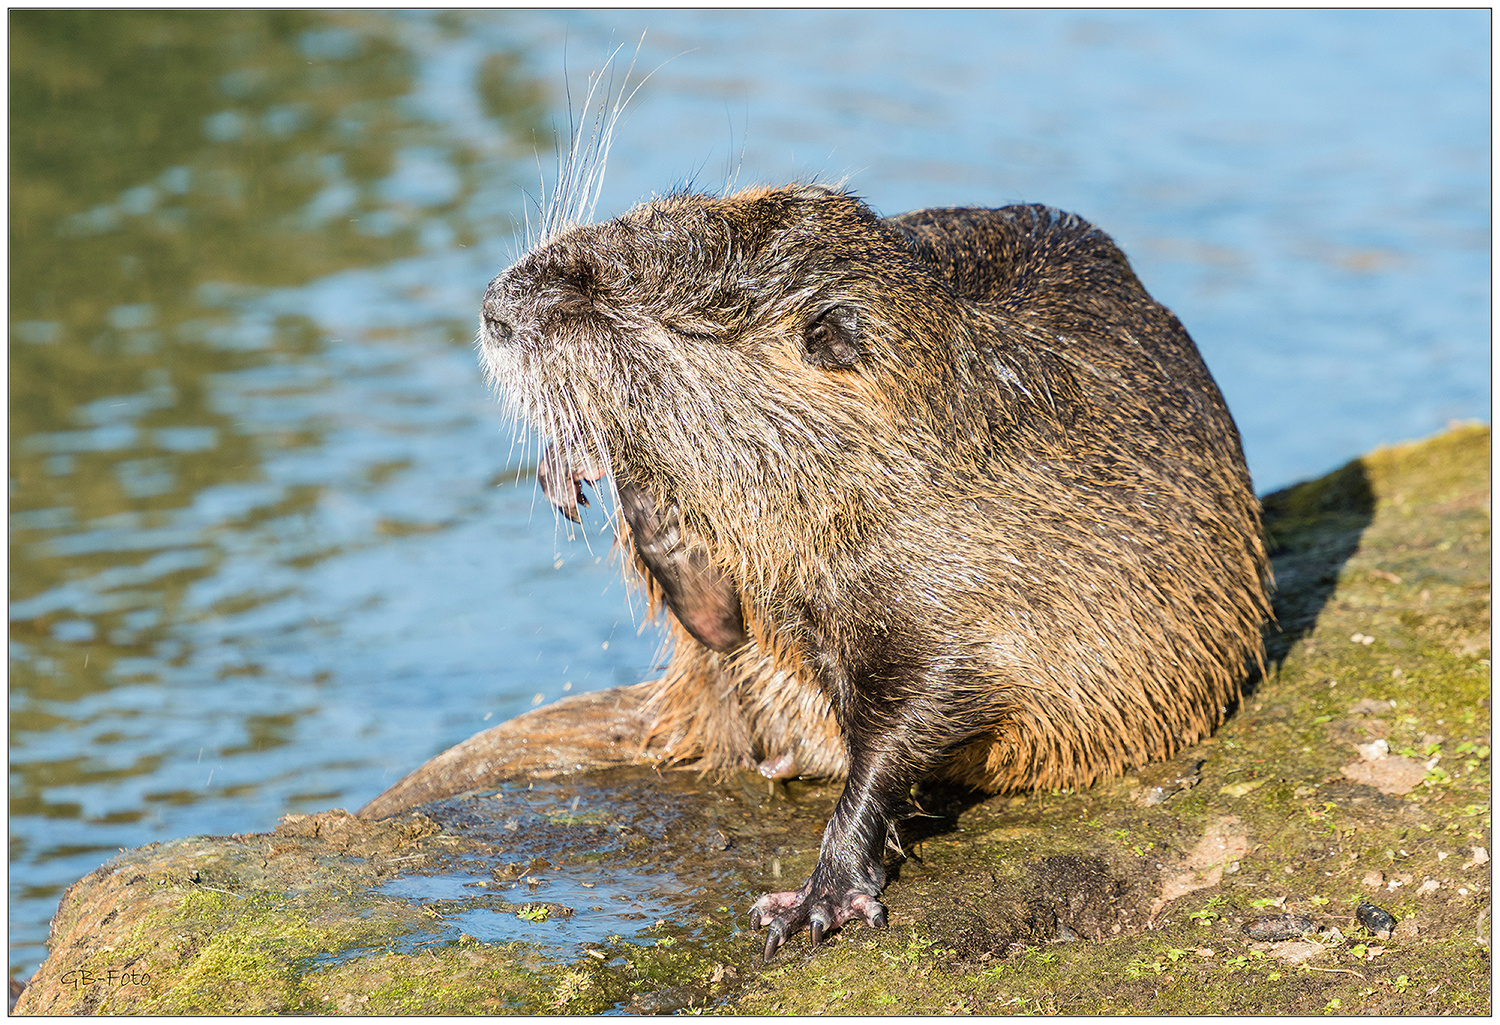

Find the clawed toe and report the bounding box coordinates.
[750,885,888,958]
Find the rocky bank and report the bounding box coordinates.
[14,424,1490,1015]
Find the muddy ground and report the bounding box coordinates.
[13,424,1490,1015]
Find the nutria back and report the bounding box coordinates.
[479,184,1271,953]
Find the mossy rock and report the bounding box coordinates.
[14,425,1490,1015]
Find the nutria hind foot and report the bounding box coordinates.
[749,864,889,958]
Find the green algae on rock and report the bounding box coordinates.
[14,425,1490,1015]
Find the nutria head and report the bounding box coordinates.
[482,186,953,595]
[479,184,1081,609]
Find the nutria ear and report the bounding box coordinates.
[801,305,862,369]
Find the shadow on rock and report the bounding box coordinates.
[924,854,1156,963]
[1259,457,1376,666]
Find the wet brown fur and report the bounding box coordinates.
[484,184,1269,794]
[480,183,1272,944]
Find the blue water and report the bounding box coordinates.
[8,9,1489,981]
[375,867,696,949]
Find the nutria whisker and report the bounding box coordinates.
[541,35,656,246]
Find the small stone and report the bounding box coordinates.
[276,813,319,838]
[1355,901,1397,939]
[1220,779,1268,798]
[1342,750,1428,795]
[1245,914,1316,941]
[1462,847,1489,870]
[1392,916,1422,941]
[1362,870,1385,889]
[1417,879,1440,895]
[1267,939,1325,964]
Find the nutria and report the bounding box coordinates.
[474,182,1272,957]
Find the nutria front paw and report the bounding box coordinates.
[749,882,887,958]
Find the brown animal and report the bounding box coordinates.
[477,184,1272,956]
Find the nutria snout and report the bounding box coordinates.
[480,183,1272,957]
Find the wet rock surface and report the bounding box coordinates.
[13,425,1491,1015]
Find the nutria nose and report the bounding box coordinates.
[481,278,516,346]
[486,314,515,346]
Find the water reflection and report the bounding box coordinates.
[13,11,416,700]
[8,9,610,978]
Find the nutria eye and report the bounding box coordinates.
[801,305,862,369]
